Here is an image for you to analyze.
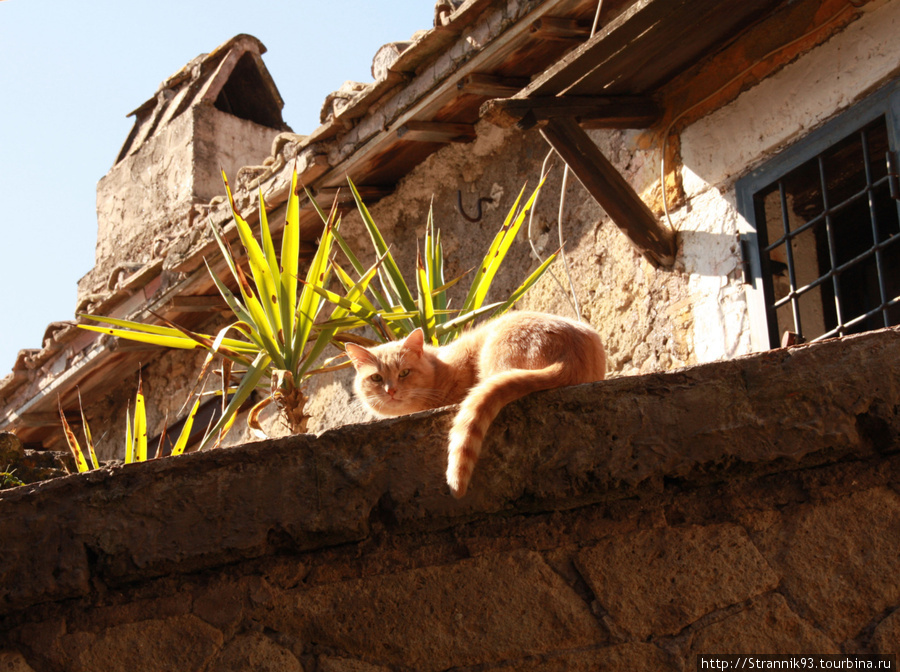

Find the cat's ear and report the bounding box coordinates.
[345,343,376,369]
[404,328,425,356]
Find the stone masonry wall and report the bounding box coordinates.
[0,327,898,671]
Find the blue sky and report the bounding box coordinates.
[0,0,433,374]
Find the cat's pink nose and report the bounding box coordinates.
[385,386,396,397]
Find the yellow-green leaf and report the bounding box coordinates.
[170,397,201,457]
[281,170,301,349]
[198,352,271,451]
[59,398,90,473]
[125,404,134,465]
[134,380,147,463]
[77,389,99,470]
[416,251,437,345]
[348,178,417,312]
[490,248,559,318]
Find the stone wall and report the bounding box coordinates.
[0,327,897,671]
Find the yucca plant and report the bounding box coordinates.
[79,170,377,445]
[58,380,203,472]
[309,176,558,346]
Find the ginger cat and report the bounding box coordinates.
[344,311,606,498]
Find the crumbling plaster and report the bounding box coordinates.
[304,119,695,434]
[87,105,281,301]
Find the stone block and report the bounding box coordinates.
[872,607,900,655]
[317,658,390,672]
[0,328,897,622]
[193,578,245,635]
[273,550,604,671]
[577,523,778,639]
[209,632,303,672]
[747,487,900,642]
[56,615,223,672]
[688,593,838,656]
[0,651,35,672]
[484,643,679,671]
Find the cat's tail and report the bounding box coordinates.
[446,362,568,498]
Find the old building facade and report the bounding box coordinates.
[0,0,897,457]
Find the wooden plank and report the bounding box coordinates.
[529,17,592,41]
[312,185,393,203]
[540,116,676,267]
[18,411,81,429]
[456,73,530,98]
[166,295,230,313]
[481,95,660,130]
[525,0,784,97]
[396,121,477,143]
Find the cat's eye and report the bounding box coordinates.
[399,369,410,378]
[370,373,383,383]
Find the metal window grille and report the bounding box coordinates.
[738,82,900,350]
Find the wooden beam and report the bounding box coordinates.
[312,185,394,203]
[530,17,592,41]
[540,116,676,267]
[166,295,229,313]
[456,73,530,98]
[18,411,80,429]
[481,95,660,130]
[523,0,784,98]
[396,121,477,143]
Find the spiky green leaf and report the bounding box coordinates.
[170,397,201,457]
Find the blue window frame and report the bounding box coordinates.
[737,80,900,349]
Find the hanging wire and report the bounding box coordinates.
[527,0,605,322]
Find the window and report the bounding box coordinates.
[737,81,900,349]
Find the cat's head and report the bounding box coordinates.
[345,329,438,417]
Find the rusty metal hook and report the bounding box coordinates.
[457,190,495,223]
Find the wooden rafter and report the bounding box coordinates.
[540,117,676,267]
[480,95,660,130]
[529,17,592,41]
[456,73,530,98]
[396,121,477,143]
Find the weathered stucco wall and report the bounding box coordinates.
[302,0,900,434]
[304,121,693,434]
[1,328,898,671]
[87,105,279,300]
[675,0,900,355]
